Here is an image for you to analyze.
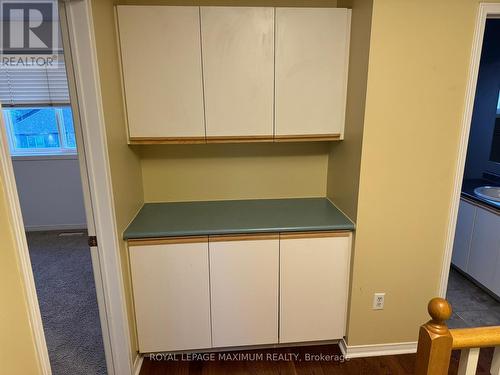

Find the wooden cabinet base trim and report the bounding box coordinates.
[209,233,279,242]
[274,134,341,142]
[129,137,207,145]
[128,135,343,144]
[128,236,208,246]
[279,231,351,239]
[206,135,274,143]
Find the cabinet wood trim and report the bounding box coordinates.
[274,134,341,142]
[128,236,209,246]
[206,136,274,143]
[279,231,351,239]
[461,196,499,216]
[209,233,279,242]
[129,137,207,145]
[128,135,343,144]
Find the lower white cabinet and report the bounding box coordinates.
[209,234,279,347]
[128,230,351,353]
[467,208,500,289]
[129,239,212,353]
[279,233,350,343]
[451,200,476,272]
[450,198,500,298]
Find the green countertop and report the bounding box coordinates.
[124,198,355,239]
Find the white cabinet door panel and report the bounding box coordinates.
[467,208,500,289]
[275,8,350,137]
[201,7,274,138]
[451,200,476,272]
[209,236,279,347]
[279,234,350,343]
[117,6,205,138]
[129,241,211,353]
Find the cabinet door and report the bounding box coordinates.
[279,232,350,343]
[275,8,350,138]
[201,7,274,139]
[129,240,211,353]
[451,200,476,271]
[117,6,205,139]
[467,208,500,290]
[209,235,279,347]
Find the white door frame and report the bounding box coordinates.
[0,0,135,374]
[439,3,500,297]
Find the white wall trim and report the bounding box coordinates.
[0,104,51,375]
[439,3,500,297]
[339,338,417,359]
[62,1,134,374]
[133,354,144,375]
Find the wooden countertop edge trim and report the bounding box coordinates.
[461,195,500,215]
[451,326,500,349]
[127,236,208,246]
[126,230,353,245]
[279,231,352,239]
[209,233,279,242]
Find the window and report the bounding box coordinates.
[0,55,76,156]
[2,106,76,155]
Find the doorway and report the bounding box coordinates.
[0,2,107,374]
[442,8,500,329]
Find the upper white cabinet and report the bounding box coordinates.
[451,200,476,272]
[116,6,205,140]
[275,8,350,139]
[129,239,212,353]
[201,7,274,140]
[209,235,279,347]
[279,232,350,343]
[116,6,351,143]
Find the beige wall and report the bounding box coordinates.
[326,0,372,221]
[346,0,500,346]
[0,173,40,375]
[91,0,144,361]
[139,143,329,202]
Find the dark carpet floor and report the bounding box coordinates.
[27,230,107,375]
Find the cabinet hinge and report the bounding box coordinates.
[88,236,98,247]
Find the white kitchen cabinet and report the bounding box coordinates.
[117,6,205,141]
[451,199,476,272]
[279,232,350,343]
[275,8,350,140]
[129,239,212,353]
[201,7,274,140]
[209,234,279,347]
[468,208,500,290]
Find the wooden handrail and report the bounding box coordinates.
[415,297,500,375]
[451,326,500,349]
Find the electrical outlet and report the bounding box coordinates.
[373,293,385,310]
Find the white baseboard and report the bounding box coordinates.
[24,224,87,232]
[133,354,144,375]
[339,338,417,359]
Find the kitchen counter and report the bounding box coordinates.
[124,197,355,239]
[462,179,500,212]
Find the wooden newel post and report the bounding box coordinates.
[414,297,453,375]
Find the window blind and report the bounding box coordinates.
[0,55,70,106]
